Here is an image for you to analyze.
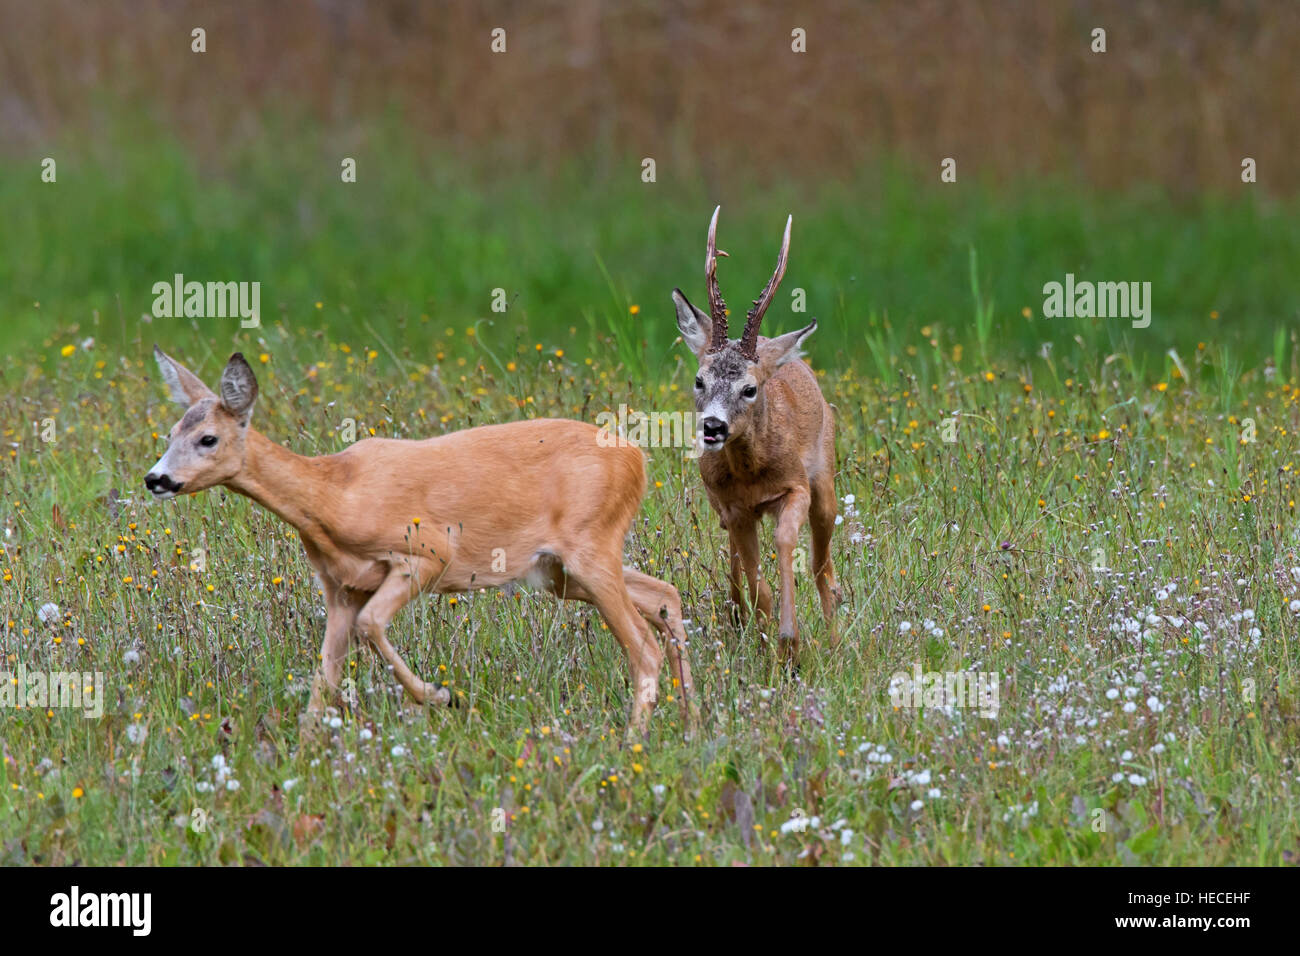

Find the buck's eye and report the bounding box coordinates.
[742,385,758,399]
[694,377,705,390]
[198,434,218,448]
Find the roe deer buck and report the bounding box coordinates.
[144,347,695,736]
[671,207,841,662]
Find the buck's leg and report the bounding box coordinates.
[621,567,699,731]
[307,581,367,717]
[727,519,772,631]
[774,487,811,665]
[809,471,842,644]
[355,564,451,708]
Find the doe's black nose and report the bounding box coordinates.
[145,472,183,494]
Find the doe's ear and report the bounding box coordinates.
[672,288,713,357]
[154,345,217,407]
[218,353,259,422]
[757,319,818,370]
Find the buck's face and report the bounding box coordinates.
[672,289,817,452]
[691,345,764,449]
[669,207,817,452]
[145,348,258,499]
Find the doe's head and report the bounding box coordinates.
[145,347,259,499]
[671,206,817,451]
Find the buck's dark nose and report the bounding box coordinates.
[145,472,183,494]
[700,417,728,445]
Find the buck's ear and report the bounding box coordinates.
[218,353,259,422]
[757,319,818,370]
[154,345,217,407]
[672,288,712,357]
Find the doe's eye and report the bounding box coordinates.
[742,385,758,399]
[694,377,705,390]
[199,435,218,448]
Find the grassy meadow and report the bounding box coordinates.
[2,139,1300,865]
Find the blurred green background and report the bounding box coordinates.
[2,0,1298,373]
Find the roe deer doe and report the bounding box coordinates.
[144,347,695,735]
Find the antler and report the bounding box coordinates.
[739,214,792,360]
[705,205,730,352]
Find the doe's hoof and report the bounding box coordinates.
[422,684,452,707]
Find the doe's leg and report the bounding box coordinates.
[307,580,368,716]
[621,567,699,731]
[355,563,451,707]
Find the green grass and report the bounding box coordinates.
[3,121,1300,370]
[1,314,1298,864]
[1,129,1299,864]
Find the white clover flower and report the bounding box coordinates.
[1147,696,1164,713]
[927,788,941,799]
[226,779,241,792]
[1105,688,1120,700]
[359,728,373,741]
[126,723,146,745]
[390,745,407,757]
[910,799,924,811]
[1127,774,1147,786]
[1121,749,1133,761]
[284,778,299,791]
[1291,600,1300,613]
[37,602,60,624]
[328,716,343,729]
[914,769,931,786]
[898,621,912,634]
[591,819,604,832]
[1122,701,1137,713]
[1112,772,1125,783]
[1243,609,1255,621]
[844,494,856,505]
[123,649,140,665]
